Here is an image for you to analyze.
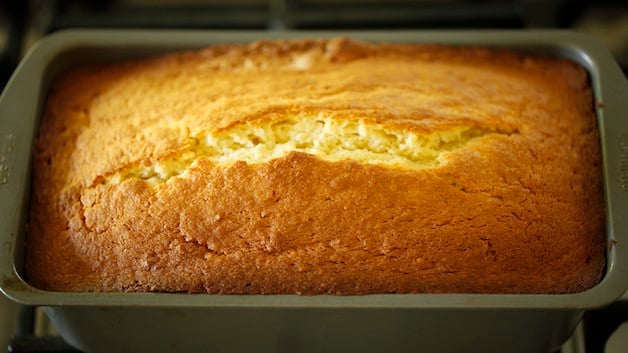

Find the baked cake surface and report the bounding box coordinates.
[26,38,605,294]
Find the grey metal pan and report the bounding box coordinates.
[1,29,627,353]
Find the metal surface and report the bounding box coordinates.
[0,30,627,353]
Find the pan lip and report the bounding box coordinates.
[1,29,626,309]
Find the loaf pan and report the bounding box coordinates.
[1,30,627,353]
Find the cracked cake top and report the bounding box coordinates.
[26,38,605,294]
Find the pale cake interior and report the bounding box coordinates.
[106,116,512,186]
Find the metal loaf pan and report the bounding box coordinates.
[1,30,628,353]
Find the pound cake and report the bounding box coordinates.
[26,38,605,294]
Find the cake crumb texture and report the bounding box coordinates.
[26,38,605,294]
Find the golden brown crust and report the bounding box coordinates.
[26,38,605,294]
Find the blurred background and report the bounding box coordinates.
[0,0,627,89]
[0,0,627,352]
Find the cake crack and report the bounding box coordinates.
[103,116,516,186]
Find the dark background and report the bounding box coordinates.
[1,0,627,89]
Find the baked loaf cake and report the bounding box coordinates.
[27,38,605,294]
